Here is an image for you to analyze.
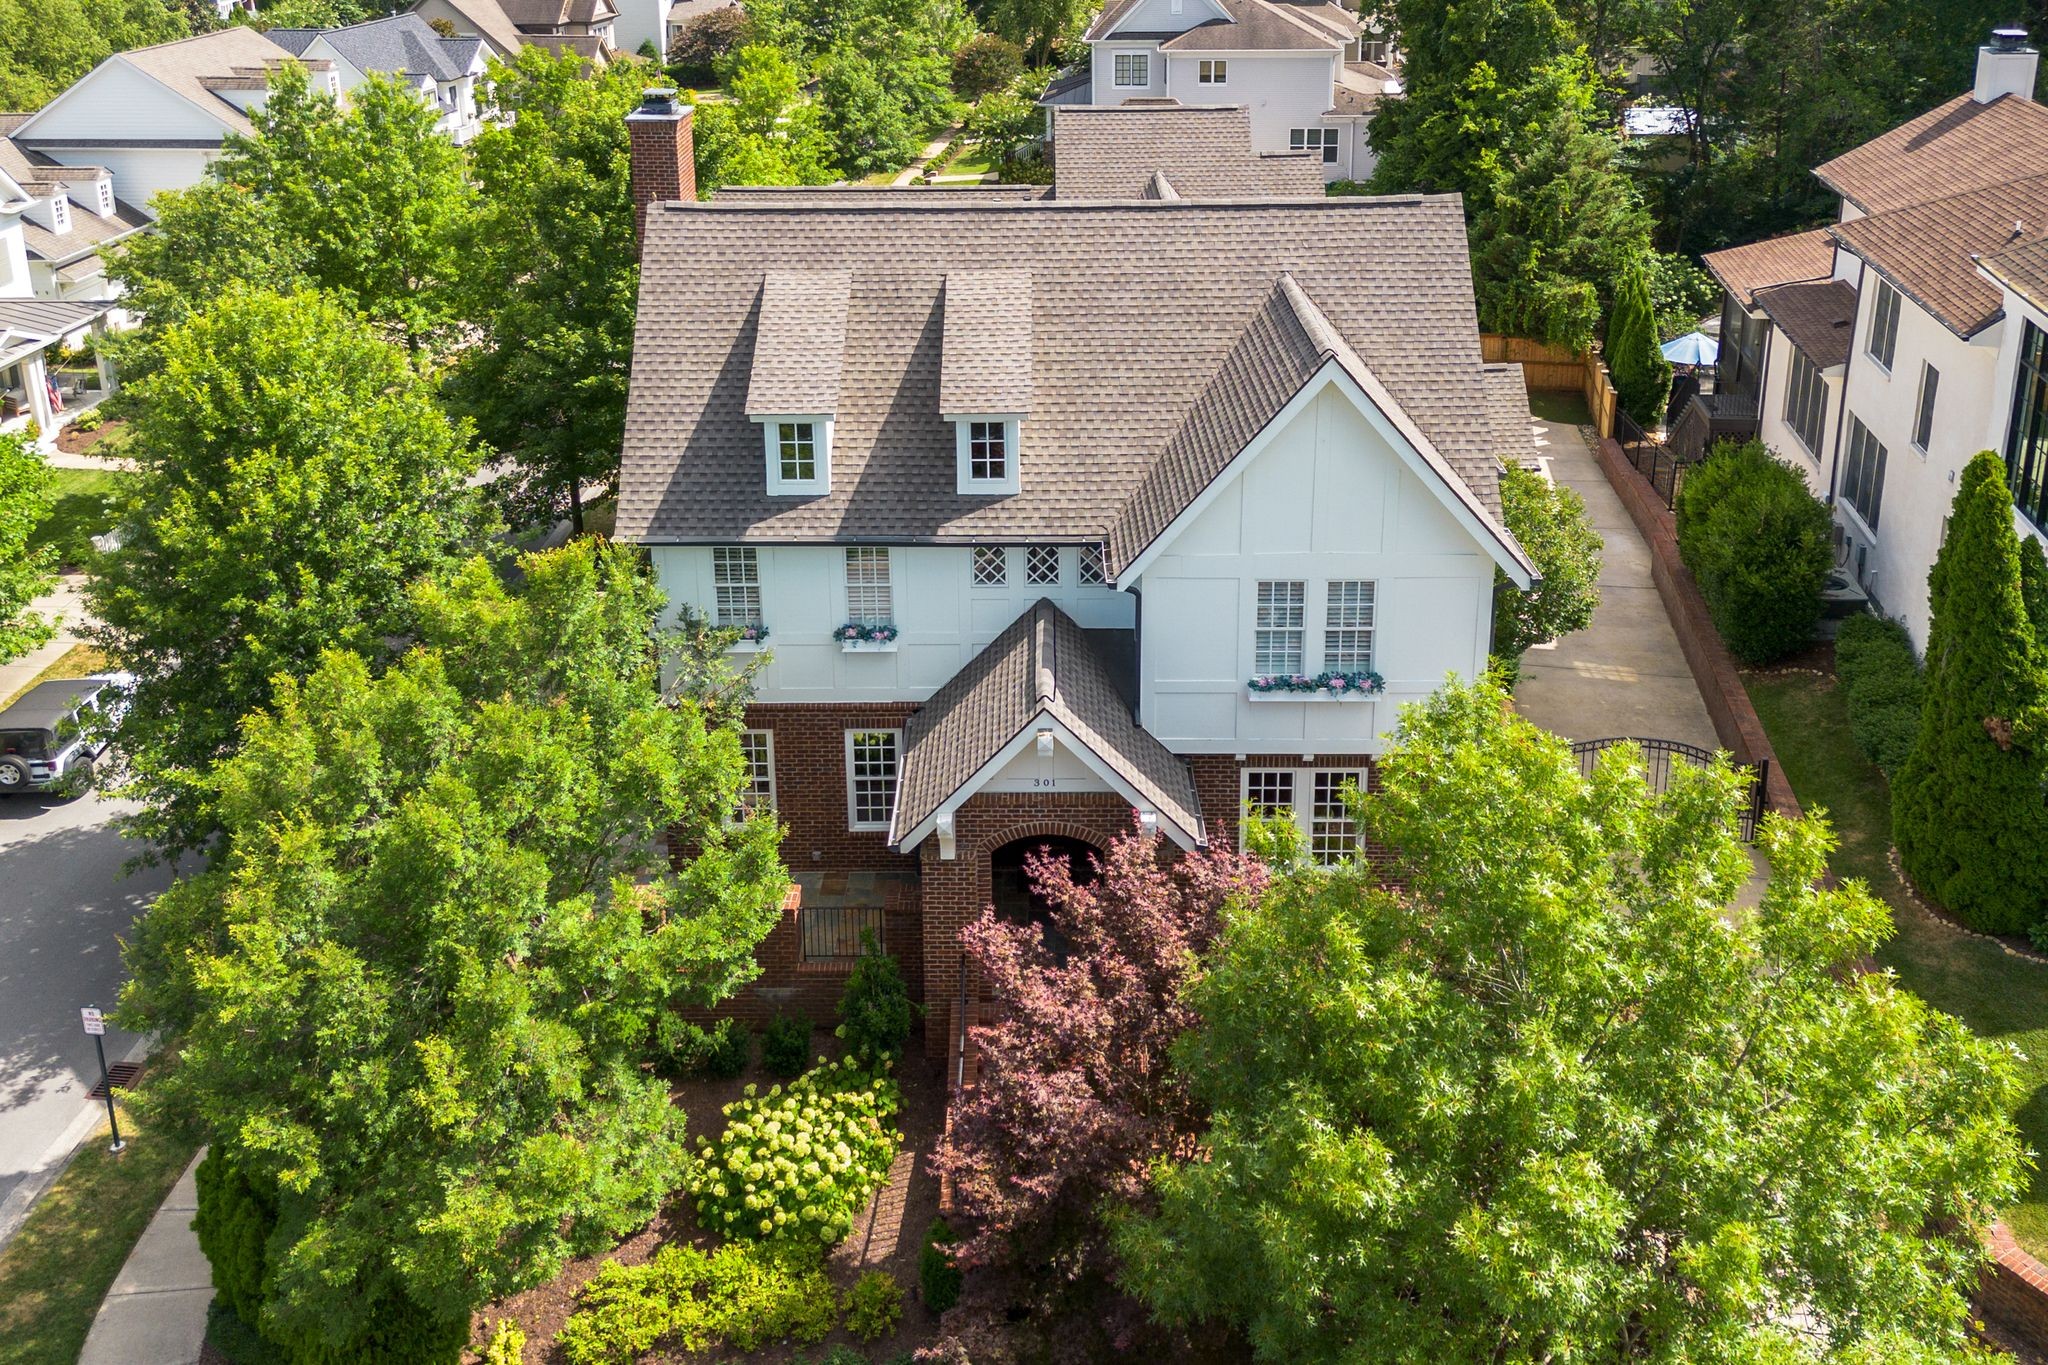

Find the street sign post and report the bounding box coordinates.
[81,1005,123,1154]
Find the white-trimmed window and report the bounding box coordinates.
[972,545,1007,587]
[1323,580,1376,671]
[954,416,1021,494]
[845,547,893,624]
[1867,280,1901,371]
[1240,767,1363,865]
[1783,347,1826,455]
[1254,580,1305,674]
[1197,59,1227,84]
[1078,544,1105,585]
[1842,416,1888,531]
[1913,362,1940,452]
[712,547,761,627]
[738,729,775,811]
[760,417,831,495]
[1309,771,1363,864]
[845,729,900,830]
[1113,52,1150,86]
[1289,127,1337,164]
[1026,544,1061,586]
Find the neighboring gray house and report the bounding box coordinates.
[267,15,491,144]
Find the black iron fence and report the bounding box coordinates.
[799,903,886,963]
[1569,737,1769,841]
[1615,408,1693,512]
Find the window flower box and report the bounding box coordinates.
[726,622,770,652]
[1245,670,1385,701]
[835,622,899,653]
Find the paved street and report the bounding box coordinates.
[0,788,175,1243]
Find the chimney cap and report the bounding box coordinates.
[1992,26,2032,52]
[630,86,683,119]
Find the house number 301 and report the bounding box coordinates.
[1032,778,1059,788]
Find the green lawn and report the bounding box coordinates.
[1745,669,2048,1255]
[1529,388,1594,427]
[935,147,992,179]
[30,468,129,571]
[0,1101,200,1365]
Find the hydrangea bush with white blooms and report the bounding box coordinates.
[685,1056,902,1246]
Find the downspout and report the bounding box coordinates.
[1825,291,1862,508]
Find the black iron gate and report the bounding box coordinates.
[1569,737,1769,841]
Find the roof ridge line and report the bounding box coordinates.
[1830,169,2048,228]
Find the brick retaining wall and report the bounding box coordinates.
[1983,1224,2048,1357]
[1588,435,1802,821]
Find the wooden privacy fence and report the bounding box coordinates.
[1480,333,1618,440]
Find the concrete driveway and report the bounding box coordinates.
[1512,415,1721,753]
[0,787,175,1247]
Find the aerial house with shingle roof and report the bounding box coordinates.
[1699,26,2048,650]
[616,95,1534,1047]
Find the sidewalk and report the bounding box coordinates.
[0,574,92,707]
[891,125,962,186]
[78,1149,211,1365]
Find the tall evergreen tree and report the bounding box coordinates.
[1604,256,1671,425]
[1893,451,2048,935]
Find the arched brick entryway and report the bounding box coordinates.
[917,793,1135,1053]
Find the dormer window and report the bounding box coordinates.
[758,416,832,495]
[954,416,1022,494]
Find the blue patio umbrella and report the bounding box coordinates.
[1660,331,1719,366]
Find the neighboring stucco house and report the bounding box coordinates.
[267,15,491,144]
[1040,0,1400,183]
[1699,27,2047,649]
[6,30,339,214]
[613,94,1535,1047]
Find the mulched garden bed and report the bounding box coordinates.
[473,1030,949,1363]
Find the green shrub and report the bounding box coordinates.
[844,1269,905,1341]
[1491,463,1602,681]
[919,1218,962,1311]
[1834,614,1923,776]
[684,1057,902,1246]
[1604,256,1671,427]
[656,1014,750,1079]
[812,1348,870,1365]
[481,1320,525,1365]
[1894,452,2048,934]
[836,940,917,1060]
[763,1012,812,1077]
[71,408,104,433]
[555,1241,836,1365]
[1674,439,1831,664]
[193,1150,273,1326]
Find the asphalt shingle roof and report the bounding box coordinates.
[1815,93,2048,217]
[1050,106,1324,200]
[1702,227,1837,306]
[745,271,850,416]
[939,271,1033,414]
[1155,0,1352,49]
[1831,174,2048,337]
[267,14,481,83]
[620,194,1516,557]
[1754,278,1858,369]
[1981,236,2048,315]
[888,599,1202,847]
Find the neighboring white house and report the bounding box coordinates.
[7,30,339,214]
[267,15,491,144]
[414,0,619,62]
[0,169,119,448]
[1700,27,2048,649]
[1040,0,1400,182]
[613,92,1533,1040]
[0,115,150,307]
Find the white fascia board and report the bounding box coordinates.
[895,711,1201,853]
[1113,360,1536,591]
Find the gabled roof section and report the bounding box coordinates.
[621,194,1509,545]
[1831,174,2048,338]
[745,270,850,417]
[410,0,526,57]
[1754,278,1857,369]
[269,15,483,82]
[940,271,1032,414]
[1106,274,1530,582]
[1702,227,1835,307]
[1050,105,1324,200]
[1815,93,2048,217]
[1156,0,1353,50]
[889,600,1202,849]
[1981,237,2048,316]
[17,29,299,142]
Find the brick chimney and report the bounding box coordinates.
[626,87,694,251]
[1974,26,2039,104]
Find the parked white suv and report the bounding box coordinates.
[0,673,131,796]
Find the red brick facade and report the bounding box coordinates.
[745,702,920,874]
[685,878,925,1028]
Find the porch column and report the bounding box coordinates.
[21,350,54,446]
[91,320,117,395]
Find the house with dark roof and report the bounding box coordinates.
[1039,0,1400,183]
[614,92,1535,1045]
[1698,27,2048,649]
[267,14,491,144]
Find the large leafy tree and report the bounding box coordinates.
[0,0,187,111]
[86,286,488,855]
[0,433,56,665]
[109,68,472,354]
[447,49,642,534]
[933,829,1265,1276]
[1119,677,2024,1363]
[122,540,789,1360]
[1893,451,2048,935]
[1491,462,1601,679]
